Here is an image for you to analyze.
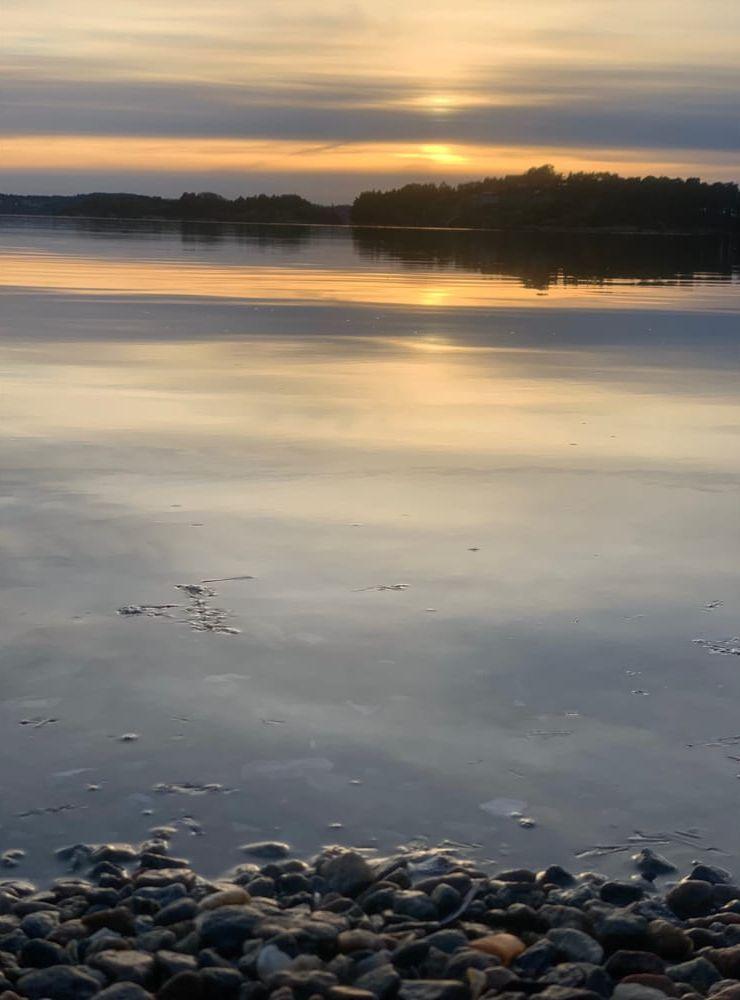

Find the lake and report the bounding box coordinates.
[1,217,739,880]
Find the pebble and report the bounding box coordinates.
[471,933,526,965]
[0,841,738,1000]
[239,841,291,859]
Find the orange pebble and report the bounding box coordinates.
[470,932,526,965]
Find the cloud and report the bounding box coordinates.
[2,0,740,195]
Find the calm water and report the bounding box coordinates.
[1,217,740,880]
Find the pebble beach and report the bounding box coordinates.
[3,841,740,1000]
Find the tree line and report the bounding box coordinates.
[0,191,343,225]
[350,165,740,231]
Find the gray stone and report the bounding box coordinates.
[548,929,604,965]
[88,949,155,985]
[17,965,101,1000]
[322,852,375,897]
[514,940,558,976]
[239,841,290,859]
[153,898,198,926]
[20,911,59,939]
[667,958,722,993]
[96,986,153,1000]
[155,949,198,978]
[689,866,733,886]
[196,904,263,956]
[666,882,715,919]
[355,964,401,1000]
[19,937,68,968]
[399,980,469,1000]
[632,850,677,881]
[257,944,293,980]
[613,987,669,1000]
[605,951,666,979]
[541,962,613,998]
[392,891,438,921]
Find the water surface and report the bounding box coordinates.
[1,218,739,879]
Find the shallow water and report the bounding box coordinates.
[1,217,739,880]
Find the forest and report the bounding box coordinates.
[350,165,740,231]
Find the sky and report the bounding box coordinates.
[3,0,740,202]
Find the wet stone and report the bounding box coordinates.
[605,951,666,980]
[393,891,438,921]
[322,853,375,898]
[96,985,154,1000]
[666,883,715,920]
[690,867,733,886]
[240,841,291,860]
[601,882,645,906]
[398,979,470,1000]
[355,964,401,1000]
[666,958,722,993]
[88,947,156,985]
[81,908,137,936]
[548,929,604,965]
[613,985,669,1000]
[18,937,68,968]
[153,897,198,925]
[16,965,102,1000]
[633,851,678,882]
[541,963,613,998]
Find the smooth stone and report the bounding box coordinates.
[158,972,204,1000]
[398,980,469,1000]
[20,912,59,939]
[633,851,678,881]
[537,866,577,888]
[666,958,722,993]
[200,967,242,996]
[424,931,468,955]
[548,929,604,965]
[88,949,155,985]
[601,882,645,906]
[494,870,536,884]
[322,853,375,897]
[89,845,139,864]
[704,946,740,979]
[199,888,251,910]
[431,885,461,918]
[338,930,382,953]
[329,989,378,1000]
[514,940,558,976]
[18,937,68,969]
[541,963,613,998]
[392,892,438,921]
[645,921,694,962]
[153,898,198,926]
[239,841,291,860]
[621,974,680,996]
[613,986,669,1000]
[690,867,733,886]
[96,987,153,1000]
[711,990,740,1000]
[257,944,293,980]
[470,934,526,965]
[17,965,101,1000]
[155,950,198,978]
[81,908,137,936]
[196,904,263,956]
[537,988,603,1000]
[355,964,401,1000]
[666,883,715,920]
[606,951,666,979]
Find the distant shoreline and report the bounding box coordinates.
[3,167,739,233]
